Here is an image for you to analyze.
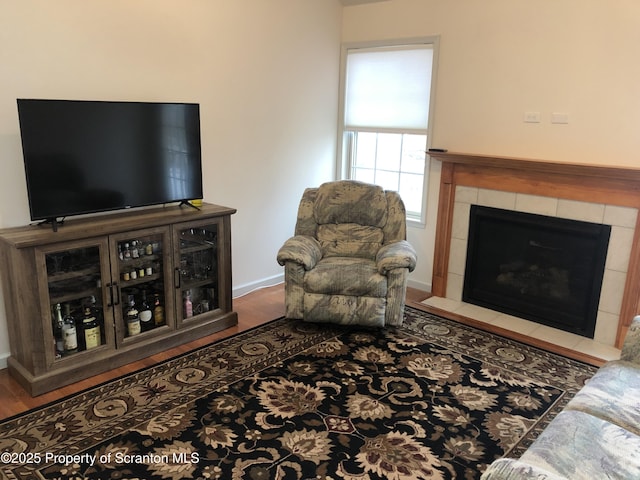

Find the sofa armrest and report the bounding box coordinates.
[620,315,640,364]
[481,458,565,480]
[277,235,322,271]
[376,240,417,274]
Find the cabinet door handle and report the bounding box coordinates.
[107,283,121,307]
[107,282,114,307]
[175,267,181,289]
[113,284,120,306]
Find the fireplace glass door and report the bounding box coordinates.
[463,205,611,338]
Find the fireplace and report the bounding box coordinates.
[429,151,640,349]
[463,205,611,338]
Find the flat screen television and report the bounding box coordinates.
[17,99,203,229]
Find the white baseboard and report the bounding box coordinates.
[0,352,8,370]
[233,273,284,298]
[408,278,431,292]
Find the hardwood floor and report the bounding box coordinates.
[0,284,430,420]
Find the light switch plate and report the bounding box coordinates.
[524,112,541,123]
[551,113,569,124]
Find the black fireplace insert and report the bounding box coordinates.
[463,205,611,338]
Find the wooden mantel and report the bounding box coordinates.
[430,152,640,182]
[429,151,640,348]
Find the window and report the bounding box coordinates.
[338,38,438,223]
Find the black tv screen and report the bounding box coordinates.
[17,99,203,223]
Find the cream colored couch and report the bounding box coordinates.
[482,316,640,479]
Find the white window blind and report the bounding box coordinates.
[344,45,433,131]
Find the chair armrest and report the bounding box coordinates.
[620,315,640,364]
[277,235,322,270]
[376,240,417,274]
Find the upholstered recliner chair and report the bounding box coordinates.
[277,180,417,327]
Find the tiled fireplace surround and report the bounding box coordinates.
[426,152,640,361]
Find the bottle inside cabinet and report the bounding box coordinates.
[178,224,218,319]
[46,246,105,358]
[116,233,167,337]
[80,302,102,350]
[62,303,78,355]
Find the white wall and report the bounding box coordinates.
[343,0,640,293]
[0,0,342,366]
[5,0,635,370]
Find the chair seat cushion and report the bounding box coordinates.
[304,257,387,297]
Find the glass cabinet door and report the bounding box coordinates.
[110,227,174,344]
[38,238,112,364]
[174,220,221,325]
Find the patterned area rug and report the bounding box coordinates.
[0,307,596,480]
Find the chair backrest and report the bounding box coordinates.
[294,180,407,260]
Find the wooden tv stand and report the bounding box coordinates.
[0,203,237,396]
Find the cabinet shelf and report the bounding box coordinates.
[53,342,110,364]
[50,288,102,305]
[121,323,172,345]
[48,266,100,283]
[180,243,215,255]
[120,272,163,288]
[119,253,162,267]
[0,203,237,396]
[182,277,217,291]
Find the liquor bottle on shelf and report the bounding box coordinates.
[88,295,103,327]
[125,295,141,337]
[139,291,154,332]
[81,305,101,350]
[184,290,193,318]
[137,241,145,258]
[153,293,165,327]
[131,241,140,259]
[62,303,78,355]
[53,303,64,359]
[123,242,132,260]
[201,299,210,313]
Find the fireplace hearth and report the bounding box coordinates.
[463,206,611,338]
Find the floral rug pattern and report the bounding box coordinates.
[0,307,596,480]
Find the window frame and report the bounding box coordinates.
[337,36,440,226]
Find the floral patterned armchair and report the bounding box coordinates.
[277,180,417,327]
